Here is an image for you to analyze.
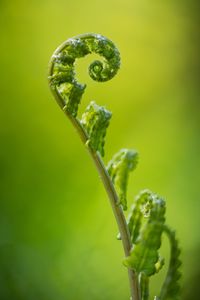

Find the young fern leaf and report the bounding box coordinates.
[49,34,142,300]
[127,192,147,244]
[124,190,166,277]
[81,101,112,156]
[48,33,182,300]
[159,225,181,300]
[107,149,138,210]
[48,33,120,116]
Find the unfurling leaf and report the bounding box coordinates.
[159,225,182,300]
[81,101,112,156]
[107,149,138,210]
[124,190,166,277]
[49,33,182,300]
[48,33,120,116]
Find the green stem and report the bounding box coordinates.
[59,116,140,300]
[67,112,140,300]
[49,84,141,300]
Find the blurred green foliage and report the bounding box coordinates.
[0,0,199,299]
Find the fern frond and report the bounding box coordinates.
[81,101,112,156]
[107,149,138,210]
[159,225,182,300]
[124,190,166,277]
[48,33,182,300]
[127,189,151,244]
[48,33,120,116]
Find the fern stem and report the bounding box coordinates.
[48,33,141,299]
[56,103,140,299]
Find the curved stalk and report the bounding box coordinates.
[64,109,141,300]
[51,87,141,299]
[48,33,141,300]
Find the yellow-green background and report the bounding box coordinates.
[0,0,199,299]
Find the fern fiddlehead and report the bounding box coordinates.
[48,33,120,115]
[48,33,181,300]
[48,33,140,300]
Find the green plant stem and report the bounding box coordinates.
[47,89,140,300]
[49,84,141,299]
[66,111,141,300]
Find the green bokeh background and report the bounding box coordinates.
[0,0,200,299]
